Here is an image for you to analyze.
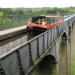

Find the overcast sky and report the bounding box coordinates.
[0,0,75,8]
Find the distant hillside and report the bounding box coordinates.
[0,7,75,16]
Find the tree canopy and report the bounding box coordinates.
[0,7,75,16]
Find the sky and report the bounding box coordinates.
[0,0,75,8]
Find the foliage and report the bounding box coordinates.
[0,7,75,30]
[0,7,75,16]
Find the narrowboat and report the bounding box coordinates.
[27,15,64,32]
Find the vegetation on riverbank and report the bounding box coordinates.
[0,7,75,30]
[71,24,75,75]
[0,7,75,15]
[71,47,75,75]
[71,56,75,75]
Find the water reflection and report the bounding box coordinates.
[58,40,67,75]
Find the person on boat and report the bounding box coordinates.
[42,19,47,25]
[27,18,32,26]
[38,19,41,24]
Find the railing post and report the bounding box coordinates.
[28,43,33,66]
[42,34,45,52]
[54,27,56,40]
[49,29,51,45]
[51,29,53,43]
[53,28,55,41]
[16,50,25,75]
[56,26,59,37]
[55,27,57,39]
[0,64,6,75]
[47,31,49,48]
[37,38,40,58]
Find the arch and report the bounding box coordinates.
[72,22,74,26]
[41,55,57,64]
[72,22,74,29]
[60,32,68,51]
[68,26,71,36]
[61,32,67,41]
[69,26,71,31]
[31,55,57,75]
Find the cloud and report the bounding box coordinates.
[0,0,75,8]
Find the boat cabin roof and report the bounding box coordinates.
[32,15,46,19]
[32,15,63,19]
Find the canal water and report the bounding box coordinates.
[71,23,75,75]
[0,32,40,55]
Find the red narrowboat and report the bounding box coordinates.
[27,15,64,32]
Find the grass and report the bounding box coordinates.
[71,56,75,75]
[0,16,29,30]
[71,25,75,75]
[71,49,75,75]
